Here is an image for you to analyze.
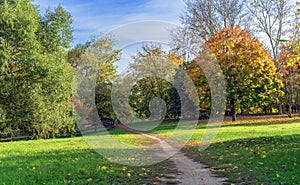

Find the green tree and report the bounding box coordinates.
[67,42,91,68]
[72,35,120,122]
[39,5,73,53]
[126,45,191,120]
[0,0,75,138]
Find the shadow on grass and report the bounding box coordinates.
[0,145,165,185]
[183,134,300,184]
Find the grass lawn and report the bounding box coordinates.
[148,116,300,185]
[0,129,161,185]
[1,116,299,184]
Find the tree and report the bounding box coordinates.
[188,26,282,121]
[247,0,298,114]
[34,4,75,138]
[119,45,197,120]
[39,5,73,53]
[125,46,178,119]
[173,0,247,57]
[0,0,40,133]
[67,42,91,68]
[278,45,300,117]
[72,35,120,123]
[275,1,300,117]
[93,36,120,119]
[0,0,75,138]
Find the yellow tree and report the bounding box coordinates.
[208,26,283,121]
[189,26,282,121]
[278,45,300,117]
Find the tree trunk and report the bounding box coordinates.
[287,105,292,118]
[263,105,267,115]
[278,99,283,115]
[287,66,293,118]
[230,99,236,122]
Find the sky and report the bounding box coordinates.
[33,0,185,72]
[34,0,185,45]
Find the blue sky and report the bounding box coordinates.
[34,0,185,45]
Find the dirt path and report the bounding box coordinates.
[117,124,228,185]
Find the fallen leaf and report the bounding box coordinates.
[101,166,108,170]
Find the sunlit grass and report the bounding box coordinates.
[0,129,159,185]
[1,117,299,184]
[149,117,300,141]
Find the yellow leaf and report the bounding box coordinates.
[101,166,108,170]
[87,178,93,182]
[127,173,131,177]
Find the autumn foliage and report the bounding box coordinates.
[278,45,300,117]
[187,27,283,121]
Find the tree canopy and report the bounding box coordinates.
[0,0,74,138]
[187,27,283,121]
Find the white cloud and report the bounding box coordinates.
[34,0,185,45]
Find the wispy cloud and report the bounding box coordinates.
[34,0,185,45]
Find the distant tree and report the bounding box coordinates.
[72,35,120,121]
[93,36,120,119]
[124,45,196,120]
[247,0,298,114]
[278,45,300,117]
[67,42,91,68]
[186,60,212,117]
[172,0,247,57]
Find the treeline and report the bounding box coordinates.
[0,0,299,138]
[117,0,300,121]
[107,0,300,122]
[173,0,300,120]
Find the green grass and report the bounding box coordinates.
[185,135,299,184]
[1,118,299,184]
[0,129,160,185]
[147,118,300,185]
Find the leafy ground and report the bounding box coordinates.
[148,116,300,185]
[0,129,161,185]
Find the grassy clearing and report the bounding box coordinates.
[0,129,161,185]
[148,117,300,185]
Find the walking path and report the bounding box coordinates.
[117,124,228,185]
